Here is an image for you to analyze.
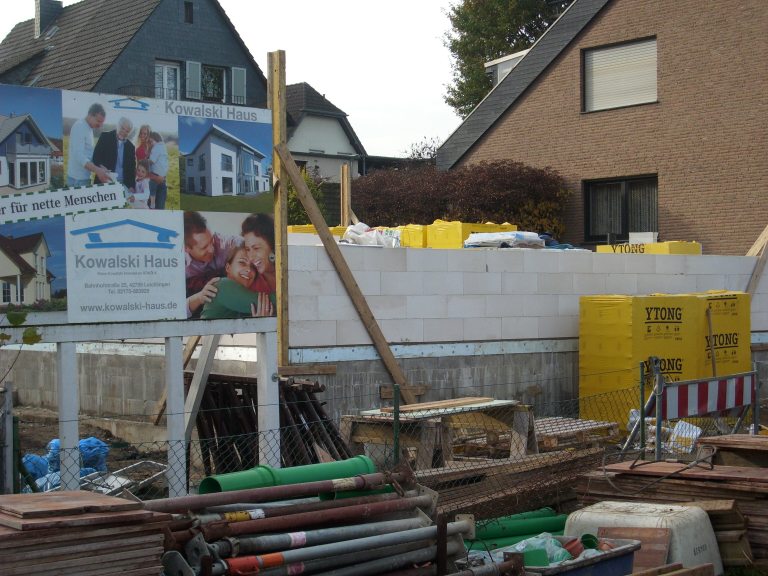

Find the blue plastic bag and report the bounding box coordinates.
[79,437,109,472]
[22,454,48,480]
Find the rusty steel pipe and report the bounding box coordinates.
[196,490,405,525]
[225,494,434,537]
[144,471,409,514]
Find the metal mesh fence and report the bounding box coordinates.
[12,374,759,517]
[0,385,10,494]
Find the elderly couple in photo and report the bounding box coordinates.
[184,211,277,320]
[66,103,168,209]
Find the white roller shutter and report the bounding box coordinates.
[584,38,657,112]
[186,61,201,100]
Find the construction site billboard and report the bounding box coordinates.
[0,83,275,325]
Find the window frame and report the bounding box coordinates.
[582,36,658,113]
[221,154,233,172]
[183,1,194,24]
[583,174,658,243]
[201,65,226,103]
[155,61,181,100]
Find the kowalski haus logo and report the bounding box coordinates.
[69,219,180,270]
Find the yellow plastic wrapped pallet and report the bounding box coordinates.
[287,225,346,238]
[376,224,428,247]
[578,291,751,427]
[426,220,518,249]
[595,241,702,254]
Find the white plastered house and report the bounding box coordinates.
[0,232,52,304]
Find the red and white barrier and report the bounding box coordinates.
[655,373,755,420]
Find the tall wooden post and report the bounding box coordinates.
[269,51,289,367]
[340,163,351,226]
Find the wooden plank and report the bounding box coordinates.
[152,334,200,425]
[631,563,684,576]
[380,397,494,413]
[746,223,768,256]
[598,526,670,572]
[698,435,768,451]
[340,162,351,226]
[3,545,164,576]
[183,333,221,440]
[604,461,768,482]
[747,241,768,295]
[275,143,416,404]
[0,508,154,531]
[0,533,161,563]
[0,491,141,519]
[279,364,337,376]
[269,50,289,368]
[661,565,715,576]
[0,515,169,546]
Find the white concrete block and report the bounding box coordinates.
[558,250,593,273]
[558,294,581,316]
[317,295,358,320]
[697,255,754,277]
[290,320,338,347]
[750,292,768,313]
[445,295,487,318]
[336,320,373,346]
[725,275,750,292]
[539,315,579,339]
[407,295,448,318]
[752,311,768,332]
[502,317,539,339]
[288,295,319,321]
[695,275,728,292]
[406,248,448,272]
[380,319,424,343]
[423,319,464,342]
[637,274,697,294]
[605,273,639,294]
[368,295,408,319]
[502,272,538,294]
[463,317,501,341]
[523,249,559,273]
[486,249,524,273]
[539,272,573,294]
[654,255,687,275]
[381,271,423,295]
[288,233,323,246]
[352,270,382,295]
[573,273,607,295]
[288,245,318,271]
[684,255,731,275]
[623,254,657,273]
[288,270,341,296]
[485,295,525,317]
[423,272,463,295]
[316,244,364,271]
[522,294,559,316]
[362,247,407,271]
[593,253,627,274]
[463,272,502,295]
[451,249,488,272]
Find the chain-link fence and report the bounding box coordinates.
[11,368,761,519]
[0,384,11,494]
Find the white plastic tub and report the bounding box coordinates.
[565,501,723,575]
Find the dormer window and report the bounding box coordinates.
[44,25,59,40]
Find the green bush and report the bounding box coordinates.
[287,167,329,225]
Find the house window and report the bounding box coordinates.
[221,154,233,171]
[188,177,195,193]
[19,285,24,302]
[186,157,194,166]
[222,177,233,195]
[38,161,46,183]
[200,176,207,194]
[155,61,180,100]
[20,162,28,186]
[585,176,658,242]
[198,153,206,170]
[2,283,10,303]
[583,38,657,112]
[201,66,225,102]
[184,1,194,23]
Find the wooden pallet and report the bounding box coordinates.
[535,416,620,451]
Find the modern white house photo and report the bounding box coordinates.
[183,124,269,197]
[0,114,57,194]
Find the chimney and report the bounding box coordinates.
[35,0,63,39]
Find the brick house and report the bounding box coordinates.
[0,0,267,108]
[437,0,768,255]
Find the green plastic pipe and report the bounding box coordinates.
[198,456,377,494]
[465,530,565,552]
[476,512,564,540]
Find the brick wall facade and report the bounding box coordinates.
[459,0,768,255]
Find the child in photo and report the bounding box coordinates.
[148,132,169,209]
[128,160,151,209]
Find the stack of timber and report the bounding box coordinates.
[417,447,604,520]
[187,373,353,474]
[0,491,170,575]
[676,500,753,567]
[575,461,768,565]
[534,416,620,452]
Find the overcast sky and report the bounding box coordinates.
[0,0,462,157]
